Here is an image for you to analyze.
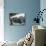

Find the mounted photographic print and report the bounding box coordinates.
[9,13,26,26]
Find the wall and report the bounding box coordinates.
[4,0,40,42]
[40,0,46,27]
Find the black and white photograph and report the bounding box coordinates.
[9,13,26,26]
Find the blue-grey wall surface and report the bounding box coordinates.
[4,0,40,42]
[40,0,46,27]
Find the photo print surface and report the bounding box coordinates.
[9,13,26,26]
